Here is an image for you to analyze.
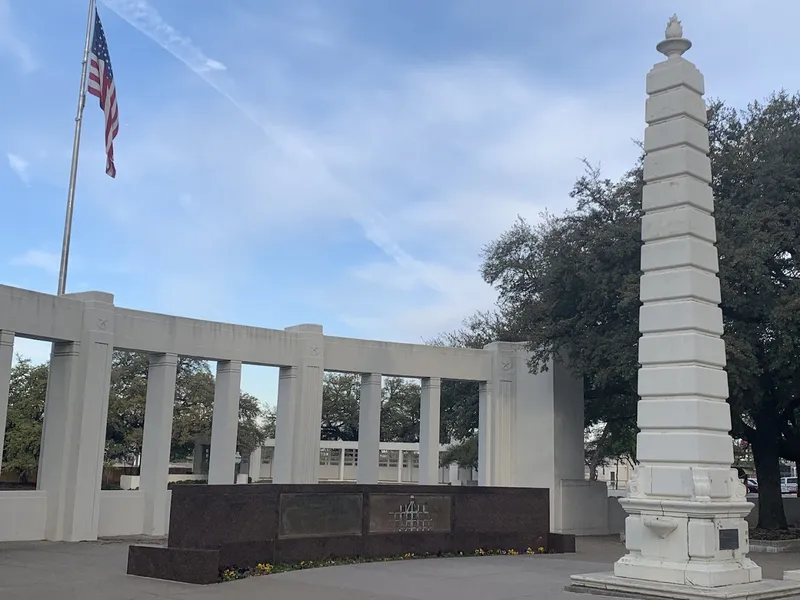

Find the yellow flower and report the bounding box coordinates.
[254,563,272,574]
[525,547,534,554]
[537,546,545,554]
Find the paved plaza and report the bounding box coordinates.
[1,536,799,600]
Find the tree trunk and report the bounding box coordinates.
[587,425,610,483]
[752,422,788,530]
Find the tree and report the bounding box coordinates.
[106,351,148,465]
[319,372,424,443]
[429,311,521,469]
[472,94,800,530]
[381,377,420,442]
[3,357,48,482]
[585,423,637,481]
[320,373,360,440]
[440,434,478,471]
[4,351,270,475]
[708,94,800,529]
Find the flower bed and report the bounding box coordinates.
[219,546,548,583]
[749,528,800,541]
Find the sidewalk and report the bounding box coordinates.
[1,536,799,600]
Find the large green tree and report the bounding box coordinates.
[459,93,800,530]
[320,373,360,440]
[2,357,48,482]
[107,351,270,462]
[4,351,270,478]
[319,372,442,443]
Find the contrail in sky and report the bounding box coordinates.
[100,0,445,293]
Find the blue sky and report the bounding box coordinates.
[2,0,799,406]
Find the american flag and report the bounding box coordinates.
[87,9,119,178]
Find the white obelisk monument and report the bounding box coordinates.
[569,15,800,599]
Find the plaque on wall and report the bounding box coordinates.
[369,494,451,533]
[278,493,363,539]
[718,528,739,551]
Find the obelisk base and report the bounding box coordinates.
[567,497,800,599]
[567,573,800,600]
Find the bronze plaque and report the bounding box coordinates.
[719,528,739,551]
[278,493,363,539]
[369,494,452,533]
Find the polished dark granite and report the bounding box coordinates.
[127,483,573,584]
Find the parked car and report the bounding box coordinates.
[745,478,758,494]
[781,477,798,495]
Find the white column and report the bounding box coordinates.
[0,330,14,475]
[448,463,459,485]
[207,360,241,485]
[571,17,779,597]
[397,450,403,483]
[272,366,296,483]
[338,447,345,481]
[357,373,381,483]
[479,343,516,486]
[419,377,441,485]
[38,291,115,542]
[272,324,324,483]
[477,381,491,486]
[248,447,262,482]
[139,352,178,536]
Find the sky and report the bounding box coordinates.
[2,0,799,406]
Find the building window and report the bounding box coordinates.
[378,450,390,468]
[344,449,358,466]
[261,447,274,464]
[320,448,331,466]
[388,450,399,468]
[330,448,342,464]
[403,451,419,468]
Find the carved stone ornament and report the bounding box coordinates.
[665,13,683,39]
[627,468,640,496]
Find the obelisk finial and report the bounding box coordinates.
[656,14,692,58]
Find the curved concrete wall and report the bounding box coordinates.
[0,285,491,381]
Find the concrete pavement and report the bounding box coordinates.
[2,536,800,600]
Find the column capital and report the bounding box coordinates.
[216,360,242,374]
[149,352,178,368]
[360,373,382,386]
[421,376,441,390]
[0,330,13,347]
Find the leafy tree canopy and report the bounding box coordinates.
[436,93,800,529]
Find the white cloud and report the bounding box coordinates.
[8,1,800,351]
[0,0,36,72]
[9,250,60,274]
[36,2,642,342]
[6,152,30,183]
[101,0,227,73]
[99,0,447,305]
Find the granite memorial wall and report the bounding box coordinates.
[127,483,574,584]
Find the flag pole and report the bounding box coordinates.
[57,0,96,296]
